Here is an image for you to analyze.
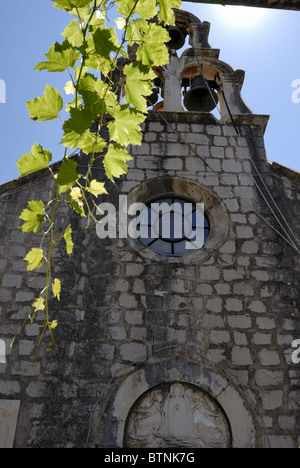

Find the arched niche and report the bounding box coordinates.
[92,357,265,448]
[124,382,232,448]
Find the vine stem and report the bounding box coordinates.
[46,181,59,341]
[34,179,61,363]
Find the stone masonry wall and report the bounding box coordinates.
[0,112,299,448]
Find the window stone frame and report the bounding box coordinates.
[125,176,230,264]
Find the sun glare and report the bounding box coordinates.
[216,6,268,27]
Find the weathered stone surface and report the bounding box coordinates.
[0,9,299,448]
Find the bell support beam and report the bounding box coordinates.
[185,0,300,11]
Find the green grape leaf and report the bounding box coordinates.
[117,0,157,19]
[116,0,136,16]
[52,0,91,11]
[64,80,76,95]
[35,40,80,73]
[104,145,132,181]
[87,180,108,197]
[124,62,156,112]
[84,27,122,76]
[64,224,74,255]
[17,143,52,177]
[108,105,145,146]
[27,85,63,122]
[78,74,118,111]
[92,27,120,56]
[32,297,46,312]
[135,0,157,19]
[56,159,80,194]
[62,19,84,47]
[49,320,59,330]
[68,187,86,217]
[62,107,95,149]
[89,10,106,27]
[52,278,61,301]
[157,0,181,25]
[24,248,45,272]
[136,23,170,67]
[126,18,147,44]
[77,131,107,154]
[19,201,46,233]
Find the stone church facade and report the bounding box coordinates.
[0,10,299,448]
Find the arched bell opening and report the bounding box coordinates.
[146,68,165,111]
[180,65,221,115]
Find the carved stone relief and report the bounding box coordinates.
[124,383,231,448]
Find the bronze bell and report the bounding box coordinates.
[147,88,159,106]
[183,75,219,112]
[145,78,162,106]
[166,25,187,50]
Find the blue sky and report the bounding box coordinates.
[0,1,299,185]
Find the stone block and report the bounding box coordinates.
[233,283,254,296]
[214,284,231,295]
[119,343,147,362]
[225,298,243,312]
[262,391,283,410]
[269,436,294,449]
[106,327,127,341]
[199,314,224,329]
[0,381,20,396]
[210,330,230,344]
[251,271,270,282]
[213,136,227,146]
[223,269,244,281]
[278,416,296,430]
[253,333,272,345]
[231,347,253,365]
[199,266,220,281]
[241,241,259,254]
[119,294,138,309]
[222,160,243,173]
[125,310,143,325]
[133,279,146,295]
[207,298,222,313]
[130,327,147,341]
[228,315,252,329]
[248,301,266,313]
[16,291,35,302]
[256,317,276,330]
[210,146,225,159]
[2,274,22,288]
[258,350,281,366]
[125,264,144,277]
[18,340,34,356]
[255,369,284,387]
[236,226,254,239]
[162,158,183,170]
[234,331,248,346]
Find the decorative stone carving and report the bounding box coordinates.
[125,383,231,448]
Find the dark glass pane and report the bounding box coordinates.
[138,196,210,256]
